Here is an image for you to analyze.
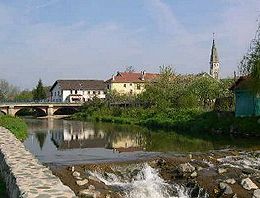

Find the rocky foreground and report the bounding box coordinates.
[51,150,260,198]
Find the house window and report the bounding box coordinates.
[55,92,56,96]
[130,83,132,86]
[137,84,141,90]
[124,84,126,88]
[88,91,91,94]
[93,91,96,94]
[70,90,73,94]
[98,91,101,94]
[58,91,60,95]
[75,90,78,94]
[107,84,110,89]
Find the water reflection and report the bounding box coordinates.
[23,118,152,165]
[23,118,260,165]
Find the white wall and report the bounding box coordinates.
[50,83,106,102]
[51,84,62,102]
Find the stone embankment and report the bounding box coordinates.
[0,127,77,198]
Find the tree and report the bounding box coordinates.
[33,79,47,101]
[0,79,19,101]
[124,66,135,72]
[14,89,33,102]
[239,22,260,93]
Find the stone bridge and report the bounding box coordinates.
[0,103,82,116]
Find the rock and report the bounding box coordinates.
[189,154,192,159]
[71,166,75,172]
[179,163,196,173]
[219,182,233,195]
[76,176,83,180]
[190,171,198,178]
[105,195,111,198]
[225,178,236,185]
[214,188,219,194]
[253,189,260,198]
[156,159,166,166]
[242,168,255,175]
[218,168,227,174]
[79,189,101,198]
[197,166,203,171]
[241,178,258,190]
[88,176,100,182]
[76,179,89,186]
[72,171,81,177]
[233,194,237,198]
[88,184,96,190]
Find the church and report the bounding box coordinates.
[209,34,220,79]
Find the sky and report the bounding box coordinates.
[0,0,259,89]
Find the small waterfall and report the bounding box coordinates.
[89,163,208,198]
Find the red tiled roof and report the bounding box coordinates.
[106,72,159,83]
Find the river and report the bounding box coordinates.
[23,118,260,166]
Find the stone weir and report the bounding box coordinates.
[0,127,77,198]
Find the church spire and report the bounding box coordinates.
[210,33,220,79]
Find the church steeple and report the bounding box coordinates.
[210,33,220,79]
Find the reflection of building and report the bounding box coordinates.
[51,122,107,149]
[110,136,144,152]
[106,71,159,95]
[50,120,146,152]
[50,80,106,103]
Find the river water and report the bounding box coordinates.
[23,118,260,198]
[23,118,260,166]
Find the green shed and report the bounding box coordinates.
[231,76,260,117]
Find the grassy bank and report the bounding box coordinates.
[0,115,28,197]
[71,107,260,136]
[0,115,28,141]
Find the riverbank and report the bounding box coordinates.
[0,115,28,141]
[0,115,28,197]
[51,149,260,198]
[70,108,260,137]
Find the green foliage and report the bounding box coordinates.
[0,178,7,197]
[33,79,47,101]
[0,115,28,141]
[14,89,33,102]
[239,22,260,93]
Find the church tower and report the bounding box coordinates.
[210,34,220,79]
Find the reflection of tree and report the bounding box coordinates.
[35,132,47,150]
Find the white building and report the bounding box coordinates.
[50,80,106,102]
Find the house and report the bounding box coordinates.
[50,80,106,103]
[230,76,260,117]
[105,71,159,95]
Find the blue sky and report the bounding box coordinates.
[0,0,259,89]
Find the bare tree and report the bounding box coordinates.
[125,66,135,72]
[0,79,19,101]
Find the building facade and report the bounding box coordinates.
[50,80,106,103]
[210,36,220,79]
[105,71,159,95]
[231,76,260,117]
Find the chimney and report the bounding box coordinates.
[141,71,146,80]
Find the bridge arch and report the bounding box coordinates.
[15,107,47,117]
[53,107,79,115]
[0,110,7,115]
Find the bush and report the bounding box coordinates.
[0,115,28,141]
